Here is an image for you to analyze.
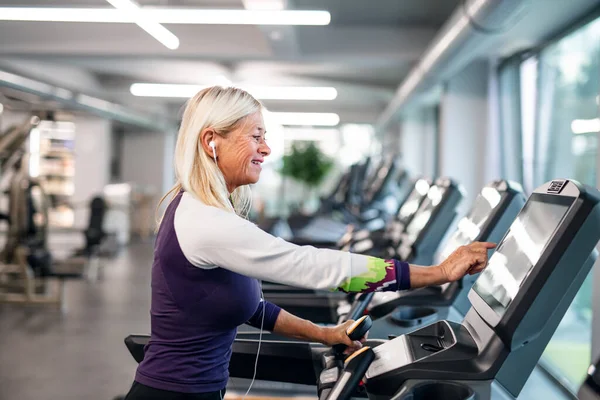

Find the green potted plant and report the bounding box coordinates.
[279,142,333,213]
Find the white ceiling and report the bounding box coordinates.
[0,0,460,125]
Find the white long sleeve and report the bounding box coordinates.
[174,192,376,291]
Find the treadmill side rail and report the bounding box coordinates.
[230,339,326,385]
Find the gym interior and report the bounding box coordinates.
[1,1,600,399]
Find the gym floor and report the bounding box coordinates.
[0,242,152,400]
[0,241,572,400]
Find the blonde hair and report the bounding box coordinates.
[158,86,263,225]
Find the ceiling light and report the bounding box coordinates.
[130,83,337,101]
[242,0,285,10]
[267,112,340,126]
[571,118,600,134]
[0,7,331,25]
[131,83,202,97]
[106,0,179,49]
[244,86,337,100]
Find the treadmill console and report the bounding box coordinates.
[386,179,430,248]
[356,180,600,398]
[403,185,447,245]
[472,194,571,318]
[438,181,516,261]
[395,177,463,264]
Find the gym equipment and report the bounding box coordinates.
[337,177,430,252]
[263,178,462,324]
[325,179,600,399]
[175,179,598,400]
[0,116,84,310]
[365,180,526,339]
[289,155,409,247]
[262,177,456,324]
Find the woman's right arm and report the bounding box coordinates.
[176,198,494,292]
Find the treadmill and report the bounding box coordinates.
[265,177,459,324]
[260,176,422,324]
[291,155,407,246]
[321,178,600,400]
[349,177,464,265]
[365,180,526,339]
[337,178,431,251]
[122,179,600,400]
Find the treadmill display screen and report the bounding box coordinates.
[404,186,447,244]
[438,188,504,261]
[473,195,573,315]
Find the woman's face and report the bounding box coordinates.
[218,111,271,192]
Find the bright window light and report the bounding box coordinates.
[130,83,337,101]
[0,8,331,26]
[106,0,179,49]
[571,118,600,134]
[268,112,340,126]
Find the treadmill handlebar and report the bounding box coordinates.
[346,292,374,321]
[325,346,375,400]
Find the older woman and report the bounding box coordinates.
[123,86,494,400]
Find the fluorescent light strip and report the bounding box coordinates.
[130,83,337,101]
[242,0,285,10]
[244,86,337,100]
[106,0,179,49]
[131,83,209,97]
[0,8,331,25]
[571,118,600,134]
[268,112,340,126]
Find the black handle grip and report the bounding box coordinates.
[347,315,372,341]
[332,315,373,355]
[326,346,375,400]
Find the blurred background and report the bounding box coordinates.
[0,0,599,399]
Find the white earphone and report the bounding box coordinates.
[209,140,217,163]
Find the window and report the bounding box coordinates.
[533,16,600,392]
[498,56,525,185]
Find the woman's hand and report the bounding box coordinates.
[439,242,497,282]
[408,242,496,288]
[320,320,366,353]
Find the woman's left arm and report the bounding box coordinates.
[271,309,360,349]
[245,301,360,349]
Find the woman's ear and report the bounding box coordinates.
[199,128,217,158]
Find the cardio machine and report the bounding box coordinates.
[350,177,464,266]
[122,179,599,400]
[207,179,600,400]
[264,177,461,324]
[290,155,409,247]
[321,178,600,400]
[363,180,526,339]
